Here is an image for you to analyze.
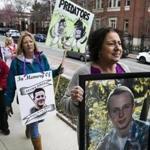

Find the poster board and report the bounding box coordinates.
[15,71,55,125]
[46,0,94,53]
[79,72,150,150]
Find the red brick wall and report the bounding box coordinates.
[72,0,149,45]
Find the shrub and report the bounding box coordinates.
[54,76,69,113]
[54,75,77,126]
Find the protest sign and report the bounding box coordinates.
[79,73,150,150]
[46,0,94,53]
[15,71,55,125]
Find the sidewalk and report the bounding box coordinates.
[0,102,78,150]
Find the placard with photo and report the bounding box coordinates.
[15,71,55,125]
[79,72,150,150]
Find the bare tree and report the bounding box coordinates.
[14,0,33,31]
[0,4,17,28]
[31,0,50,33]
[15,0,32,13]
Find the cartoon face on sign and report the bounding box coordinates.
[74,19,86,40]
[71,19,87,52]
[49,17,67,48]
[46,0,94,53]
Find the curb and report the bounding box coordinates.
[56,112,77,131]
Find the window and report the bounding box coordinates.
[79,0,86,8]
[109,18,117,28]
[94,19,101,30]
[109,0,120,8]
[146,23,150,35]
[96,0,103,9]
[124,19,129,32]
[125,0,130,6]
[124,0,130,10]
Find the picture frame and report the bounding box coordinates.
[79,72,150,150]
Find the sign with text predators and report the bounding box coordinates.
[46,0,94,53]
[15,71,55,125]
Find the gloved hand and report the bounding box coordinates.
[57,63,64,75]
[6,106,13,117]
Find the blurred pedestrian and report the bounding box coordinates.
[5,37,17,55]
[4,31,63,150]
[0,58,10,135]
[61,27,130,144]
[1,37,17,67]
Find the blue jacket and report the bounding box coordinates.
[4,52,59,106]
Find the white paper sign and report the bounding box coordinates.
[46,0,94,53]
[15,71,55,125]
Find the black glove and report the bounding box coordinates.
[57,64,64,75]
[6,106,13,117]
[52,64,64,78]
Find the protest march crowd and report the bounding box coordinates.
[0,27,149,150]
[0,0,149,150]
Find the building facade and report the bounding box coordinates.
[73,0,150,49]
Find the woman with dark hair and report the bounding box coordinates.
[88,27,125,63]
[4,31,63,150]
[61,27,130,144]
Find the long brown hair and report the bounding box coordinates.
[16,31,39,55]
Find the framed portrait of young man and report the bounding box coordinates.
[79,72,150,150]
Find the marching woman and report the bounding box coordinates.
[61,27,130,147]
[4,31,63,150]
[2,37,17,67]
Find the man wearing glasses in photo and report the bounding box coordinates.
[96,86,149,150]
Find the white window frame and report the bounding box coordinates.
[124,0,130,10]
[125,0,130,6]
[93,0,104,13]
[124,19,129,32]
[94,19,101,30]
[109,0,120,8]
[107,0,120,11]
[96,0,103,9]
[108,17,117,28]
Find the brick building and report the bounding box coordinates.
[73,0,150,49]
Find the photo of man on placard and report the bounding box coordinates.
[22,86,55,125]
[31,88,47,113]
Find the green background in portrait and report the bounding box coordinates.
[85,77,150,150]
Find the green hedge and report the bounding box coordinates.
[54,76,69,113]
[54,76,77,125]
